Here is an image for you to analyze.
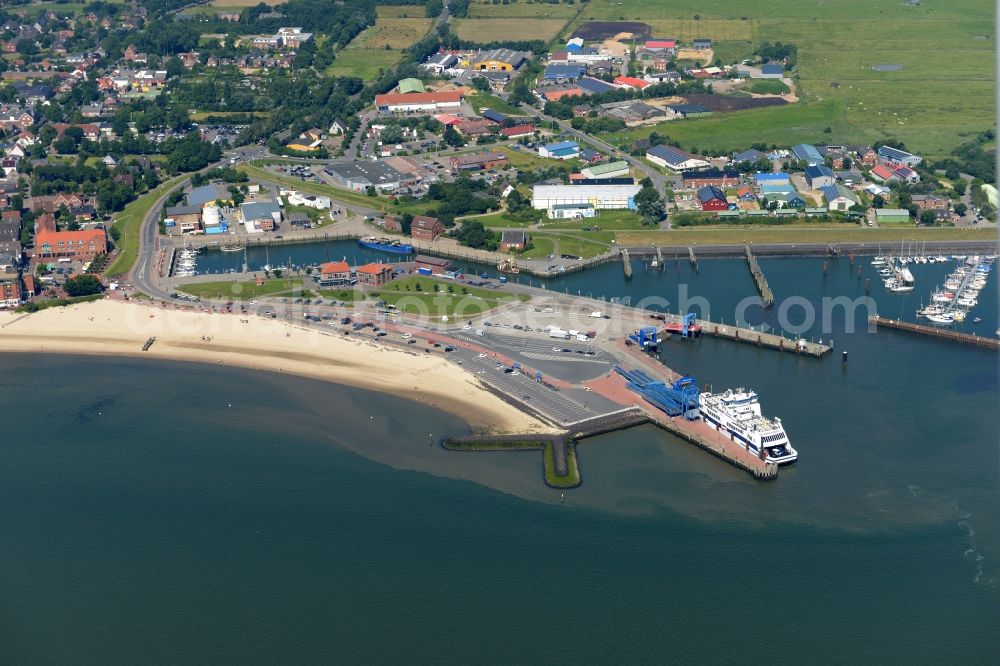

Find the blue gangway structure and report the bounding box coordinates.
[628,326,660,350]
[615,366,700,420]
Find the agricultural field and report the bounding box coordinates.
[468,3,578,19]
[575,0,995,156]
[350,17,432,50]
[327,48,402,82]
[209,0,282,7]
[453,18,569,43]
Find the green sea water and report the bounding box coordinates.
[2,256,998,663]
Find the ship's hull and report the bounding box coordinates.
[359,239,413,254]
[699,405,798,465]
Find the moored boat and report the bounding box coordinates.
[359,236,414,254]
[698,388,798,464]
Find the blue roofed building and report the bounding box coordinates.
[732,149,768,164]
[804,165,835,189]
[482,109,507,124]
[543,64,585,81]
[755,172,790,187]
[539,140,580,160]
[791,143,823,166]
[877,145,922,166]
[759,63,784,78]
[576,77,617,94]
[820,184,859,212]
[760,183,795,195]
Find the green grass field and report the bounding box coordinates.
[178,278,307,300]
[106,176,189,278]
[351,17,433,49]
[608,99,874,155]
[453,18,569,43]
[327,48,401,82]
[577,0,994,156]
[376,276,527,318]
[467,92,521,115]
[744,79,790,95]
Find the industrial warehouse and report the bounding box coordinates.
[531,183,641,219]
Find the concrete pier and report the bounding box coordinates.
[745,245,774,307]
[869,316,999,350]
[695,319,831,357]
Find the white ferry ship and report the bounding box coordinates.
[698,389,798,464]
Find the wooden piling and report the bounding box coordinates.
[744,245,774,307]
[621,248,633,279]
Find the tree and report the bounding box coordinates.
[506,188,526,213]
[64,274,104,297]
[426,0,443,18]
[955,202,968,216]
[442,124,463,148]
[872,194,885,208]
[470,76,491,93]
[400,212,413,235]
[634,183,664,224]
[919,210,937,226]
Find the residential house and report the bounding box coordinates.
[501,230,528,251]
[316,261,354,286]
[891,165,920,184]
[697,185,729,211]
[846,144,878,166]
[911,194,951,220]
[355,262,393,286]
[410,215,445,241]
[34,228,107,260]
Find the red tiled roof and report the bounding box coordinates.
[36,228,106,248]
[320,261,350,274]
[356,262,393,275]
[542,88,582,101]
[500,124,534,136]
[613,76,649,89]
[871,165,894,180]
[645,40,676,48]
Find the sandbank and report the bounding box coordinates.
[0,299,553,435]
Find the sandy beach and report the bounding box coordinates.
[0,299,552,434]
